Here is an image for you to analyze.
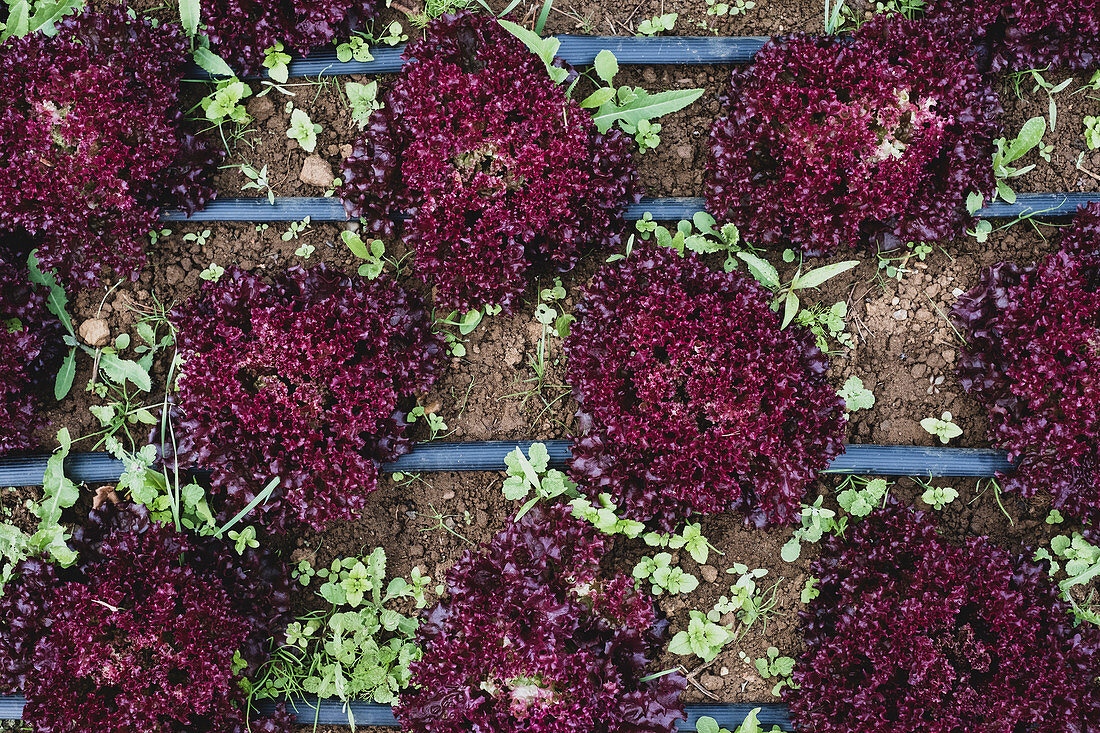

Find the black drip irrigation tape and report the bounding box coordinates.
[191,36,771,78]
[0,695,789,730]
[0,442,1012,488]
[164,193,1100,224]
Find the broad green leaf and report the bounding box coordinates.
[179,0,200,36]
[27,251,72,333]
[593,49,618,84]
[2,2,30,40]
[579,86,616,109]
[1002,116,1045,164]
[696,717,722,733]
[193,46,236,77]
[28,0,84,36]
[591,87,704,134]
[736,252,781,290]
[793,260,859,289]
[781,291,799,329]
[54,348,75,400]
[996,180,1017,204]
[98,353,152,392]
[342,231,371,259]
[780,537,801,562]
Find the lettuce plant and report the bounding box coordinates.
[924,0,1100,70]
[397,504,686,733]
[566,245,845,531]
[202,0,376,75]
[174,264,444,532]
[706,16,1000,256]
[792,507,1100,731]
[0,5,220,287]
[952,202,1100,527]
[0,250,63,455]
[340,12,640,313]
[0,501,293,732]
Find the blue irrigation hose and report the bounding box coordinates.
[163,194,1100,224]
[0,695,791,730]
[188,36,772,79]
[0,442,1013,488]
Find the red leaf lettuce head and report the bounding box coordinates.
[0,501,293,732]
[951,202,1100,526]
[339,11,641,313]
[706,16,1001,256]
[174,264,445,532]
[791,506,1100,731]
[924,0,1100,71]
[397,504,685,733]
[0,246,64,456]
[203,0,377,76]
[0,5,221,288]
[565,244,845,531]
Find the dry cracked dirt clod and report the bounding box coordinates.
[77,318,110,348]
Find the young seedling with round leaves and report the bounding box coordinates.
[567,245,845,532]
[706,16,1000,256]
[792,506,1100,731]
[0,5,221,288]
[174,264,445,532]
[952,202,1100,526]
[397,504,686,733]
[920,411,963,444]
[0,501,293,732]
[340,12,641,313]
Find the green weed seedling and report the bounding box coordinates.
[985,115,1047,206]
[1085,115,1100,150]
[493,27,702,154]
[781,496,844,562]
[637,13,677,35]
[838,375,875,413]
[800,576,820,604]
[406,403,449,441]
[795,300,852,353]
[633,211,748,271]
[1034,533,1100,626]
[834,476,890,519]
[253,549,431,717]
[0,429,79,593]
[737,251,859,330]
[643,522,722,564]
[710,562,783,636]
[287,109,322,153]
[697,709,782,733]
[346,81,383,129]
[570,493,645,539]
[668,610,732,662]
[915,478,959,510]
[281,216,311,242]
[501,443,579,518]
[633,552,699,595]
[745,646,798,696]
[706,0,755,17]
[921,411,962,444]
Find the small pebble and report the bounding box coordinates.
[700,565,718,583]
[442,490,455,500]
[893,310,908,321]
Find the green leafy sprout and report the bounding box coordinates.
[920,411,963,444]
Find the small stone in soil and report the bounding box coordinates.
[700,565,718,583]
[78,318,110,347]
[299,154,335,188]
[700,674,723,691]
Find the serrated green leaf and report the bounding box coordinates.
[579,86,616,109]
[98,353,152,392]
[590,87,703,134]
[192,46,236,77]
[736,252,781,290]
[179,0,200,36]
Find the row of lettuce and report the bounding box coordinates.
[0,2,1097,732]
